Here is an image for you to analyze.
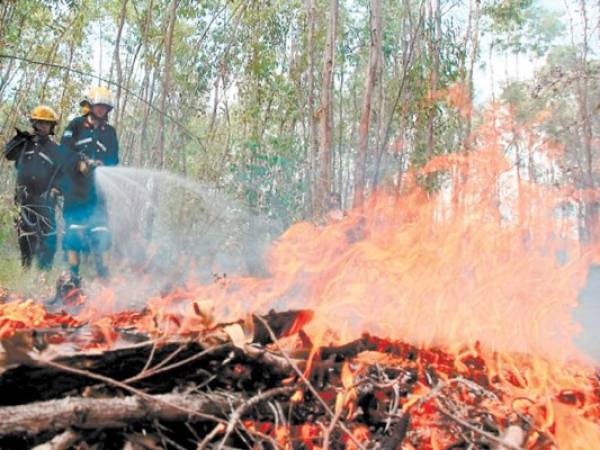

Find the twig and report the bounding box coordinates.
[138,337,160,376]
[196,424,224,450]
[153,419,188,450]
[407,377,499,413]
[215,386,294,450]
[436,399,524,450]
[141,341,187,374]
[322,391,346,450]
[30,429,79,450]
[254,316,367,450]
[124,344,228,384]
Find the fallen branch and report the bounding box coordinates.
[0,392,237,437]
[40,358,225,426]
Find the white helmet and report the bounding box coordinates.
[86,86,114,110]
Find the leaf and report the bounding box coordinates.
[223,320,253,349]
[0,331,38,369]
[192,300,216,328]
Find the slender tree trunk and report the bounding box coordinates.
[353,0,381,208]
[0,2,15,52]
[337,64,345,199]
[208,62,222,137]
[578,0,593,187]
[306,0,319,215]
[135,0,154,166]
[39,20,72,103]
[578,0,595,239]
[58,40,76,120]
[464,0,480,148]
[143,49,161,168]
[374,1,423,188]
[111,0,128,131]
[373,41,385,189]
[371,11,387,191]
[567,0,595,241]
[119,40,143,129]
[426,0,441,161]
[317,0,338,214]
[158,0,178,169]
[345,71,359,205]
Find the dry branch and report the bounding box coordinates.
[0,392,237,437]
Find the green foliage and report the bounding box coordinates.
[484,0,563,57]
[0,0,590,241]
[0,194,23,288]
[484,0,534,30]
[0,196,17,253]
[230,135,306,224]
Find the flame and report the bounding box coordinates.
[0,300,46,339]
[151,106,588,362]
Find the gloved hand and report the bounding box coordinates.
[4,129,33,159]
[77,154,102,175]
[15,128,33,140]
[78,159,90,175]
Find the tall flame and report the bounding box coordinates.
[146,106,592,362]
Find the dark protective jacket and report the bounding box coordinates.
[59,115,119,211]
[60,115,119,166]
[3,129,61,269]
[4,129,62,196]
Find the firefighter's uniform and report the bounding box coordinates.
[3,106,61,270]
[59,86,119,282]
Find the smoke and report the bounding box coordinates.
[91,166,282,311]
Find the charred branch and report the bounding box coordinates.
[0,392,235,437]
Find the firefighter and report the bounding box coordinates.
[3,105,61,270]
[58,86,119,292]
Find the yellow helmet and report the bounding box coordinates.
[30,105,59,122]
[80,102,90,116]
[86,86,114,109]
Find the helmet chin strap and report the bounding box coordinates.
[31,120,55,136]
[89,110,108,124]
[89,105,111,123]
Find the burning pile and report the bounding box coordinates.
[0,303,598,449]
[1,107,600,449]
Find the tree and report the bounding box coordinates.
[353,0,382,208]
[316,0,339,214]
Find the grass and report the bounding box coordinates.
[0,250,64,299]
